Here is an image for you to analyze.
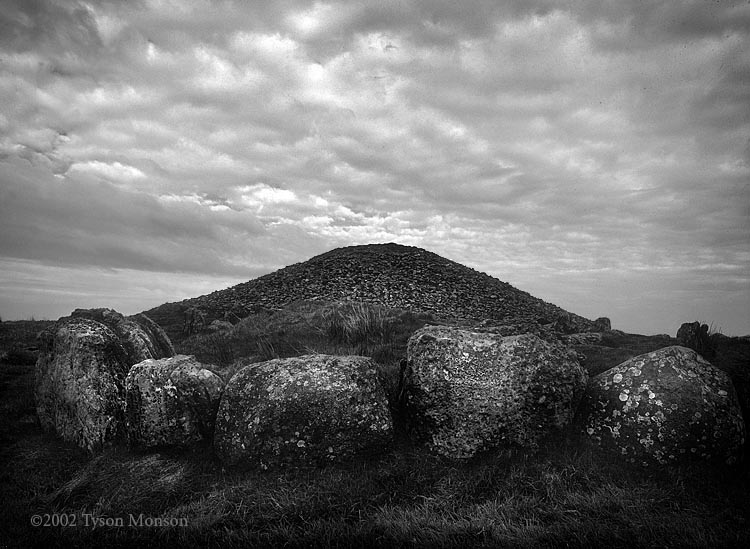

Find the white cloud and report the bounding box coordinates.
[69,160,146,181]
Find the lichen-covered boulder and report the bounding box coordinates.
[214,355,393,468]
[71,308,174,363]
[581,346,745,465]
[35,317,131,452]
[125,355,224,448]
[403,326,588,459]
[35,309,175,452]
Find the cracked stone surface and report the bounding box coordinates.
[214,354,393,469]
[126,355,224,449]
[404,326,588,459]
[35,309,174,452]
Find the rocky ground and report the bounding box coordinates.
[144,243,602,344]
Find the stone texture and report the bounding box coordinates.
[676,321,719,360]
[71,308,174,364]
[581,346,745,466]
[35,309,175,452]
[677,322,702,344]
[214,354,393,468]
[129,313,176,358]
[144,243,600,343]
[35,317,130,452]
[403,326,588,459]
[594,317,612,331]
[125,355,224,448]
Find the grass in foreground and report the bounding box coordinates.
[2,358,749,548]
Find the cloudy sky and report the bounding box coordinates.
[1,0,748,335]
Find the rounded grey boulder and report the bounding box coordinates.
[404,326,588,459]
[214,355,393,469]
[581,346,745,465]
[125,355,224,448]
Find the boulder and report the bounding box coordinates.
[71,308,174,364]
[129,313,176,358]
[35,309,175,452]
[676,321,702,343]
[581,346,745,466]
[403,326,588,459]
[676,321,719,359]
[35,317,130,452]
[214,355,393,468]
[594,317,612,331]
[125,355,224,448]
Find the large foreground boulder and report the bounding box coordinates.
[35,309,174,452]
[125,355,224,448]
[214,355,393,468]
[403,326,588,459]
[581,346,745,465]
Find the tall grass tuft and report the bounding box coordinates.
[323,302,396,358]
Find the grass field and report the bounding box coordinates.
[1,311,749,547]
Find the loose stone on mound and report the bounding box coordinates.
[35,309,175,452]
[581,346,745,465]
[214,355,393,468]
[403,326,588,459]
[125,355,224,448]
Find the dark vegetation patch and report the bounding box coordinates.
[176,300,436,421]
[573,331,679,376]
[0,319,54,367]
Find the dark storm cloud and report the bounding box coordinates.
[0,0,101,53]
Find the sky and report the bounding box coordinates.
[0,0,748,336]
